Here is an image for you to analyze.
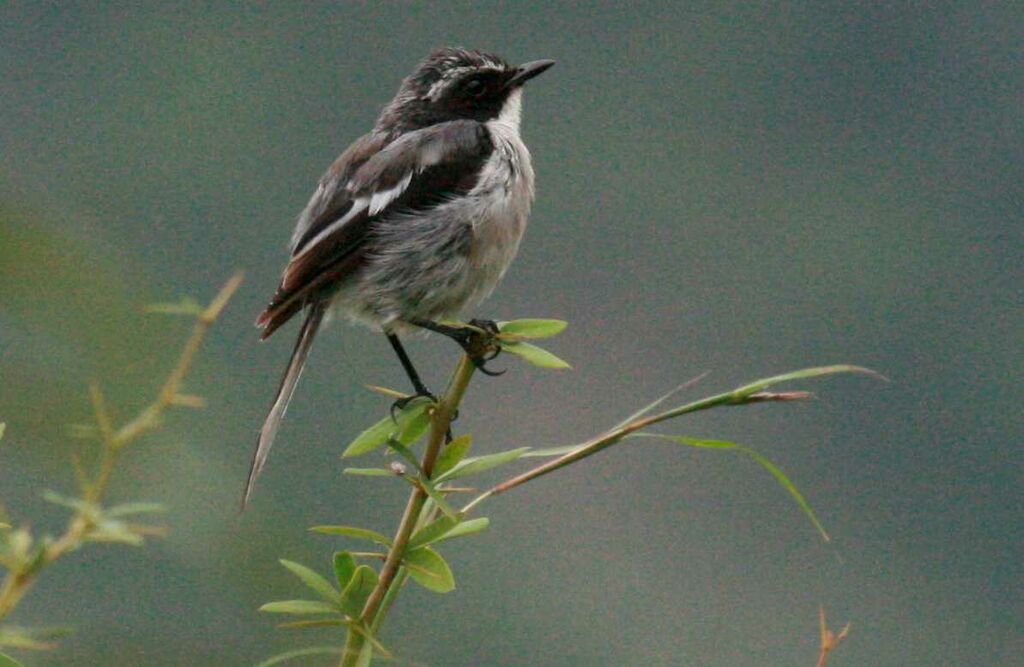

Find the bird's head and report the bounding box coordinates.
[377,47,554,132]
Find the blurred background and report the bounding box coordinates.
[1,2,1020,665]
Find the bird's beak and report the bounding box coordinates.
[506,59,556,88]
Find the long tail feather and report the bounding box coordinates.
[242,302,327,508]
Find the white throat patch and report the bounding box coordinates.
[494,89,523,131]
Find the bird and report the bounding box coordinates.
[243,47,555,506]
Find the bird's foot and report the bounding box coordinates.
[390,389,437,423]
[408,317,506,376]
[463,319,505,376]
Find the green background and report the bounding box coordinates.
[1,2,1020,665]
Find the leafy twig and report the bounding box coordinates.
[0,273,242,637]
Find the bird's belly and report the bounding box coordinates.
[333,154,531,329]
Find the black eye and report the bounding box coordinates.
[465,78,486,97]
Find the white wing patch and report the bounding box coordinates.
[292,199,369,259]
[368,172,413,216]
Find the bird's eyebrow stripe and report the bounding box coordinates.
[426,65,504,100]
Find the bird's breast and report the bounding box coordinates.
[465,122,534,280]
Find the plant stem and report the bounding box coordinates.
[487,389,740,497]
[339,353,477,667]
[0,273,242,626]
[487,365,872,498]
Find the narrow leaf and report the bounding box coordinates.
[279,559,339,604]
[433,517,490,544]
[340,565,379,617]
[259,600,339,615]
[731,365,882,399]
[41,491,94,514]
[104,502,165,518]
[143,297,204,316]
[432,434,472,478]
[363,384,408,399]
[309,526,392,547]
[408,515,460,550]
[521,444,580,457]
[437,447,532,482]
[638,434,830,542]
[86,519,145,545]
[342,468,396,477]
[396,406,432,445]
[354,640,374,667]
[500,341,571,369]
[0,423,5,442]
[349,622,394,659]
[255,646,343,667]
[386,439,422,473]
[341,398,431,458]
[497,319,568,339]
[419,480,458,519]
[276,619,346,629]
[0,652,26,667]
[611,373,709,430]
[404,547,455,593]
[333,551,356,590]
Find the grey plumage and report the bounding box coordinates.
[243,48,553,506]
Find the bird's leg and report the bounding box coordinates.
[408,318,505,376]
[386,332,454,443]
[386,332,435,413]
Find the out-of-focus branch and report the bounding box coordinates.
[0,272,243,626]
[816,606,850,667]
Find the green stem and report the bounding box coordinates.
[339,353,477,667]
[487,390,737,497]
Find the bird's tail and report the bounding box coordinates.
[242,301,327,509]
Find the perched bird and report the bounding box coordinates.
[244,47,554,506]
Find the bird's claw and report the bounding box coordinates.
[390,390,437,423]
[464,319,505,376]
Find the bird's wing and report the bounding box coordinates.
[257,120,494,337]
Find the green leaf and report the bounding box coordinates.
[258,600,339,615]
[309,525,392,547]
[386,439,422,473]
[143,297,204,316]
[354,640,374,667]
[500,341,571,369]
[0,423,6,443]
[433,517,489,544]
[342,467,397,477]
[0,652,25,667]
[404,547,455,593]
[731,365,882,399]
[612,374,709,430]
[103,502,165,518]
[339,565,378,617]
[255,646,343,667]
[333,552,356,589]
[408,516,491,550]
[497,319,568,339]
[432,434,472,478]
[279,560,339,604]
[522,444,579,457]
[0,625,73,651]
[396,405,432,445]
[639,434,830,542]
[348,622,393,659]
[342,398,432,458]
[41,490,95,514]
[436,447,532,482]
[275,619,346,629]
[87,518,146,546]
[408,515,459,550]
[418,479,458,519]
